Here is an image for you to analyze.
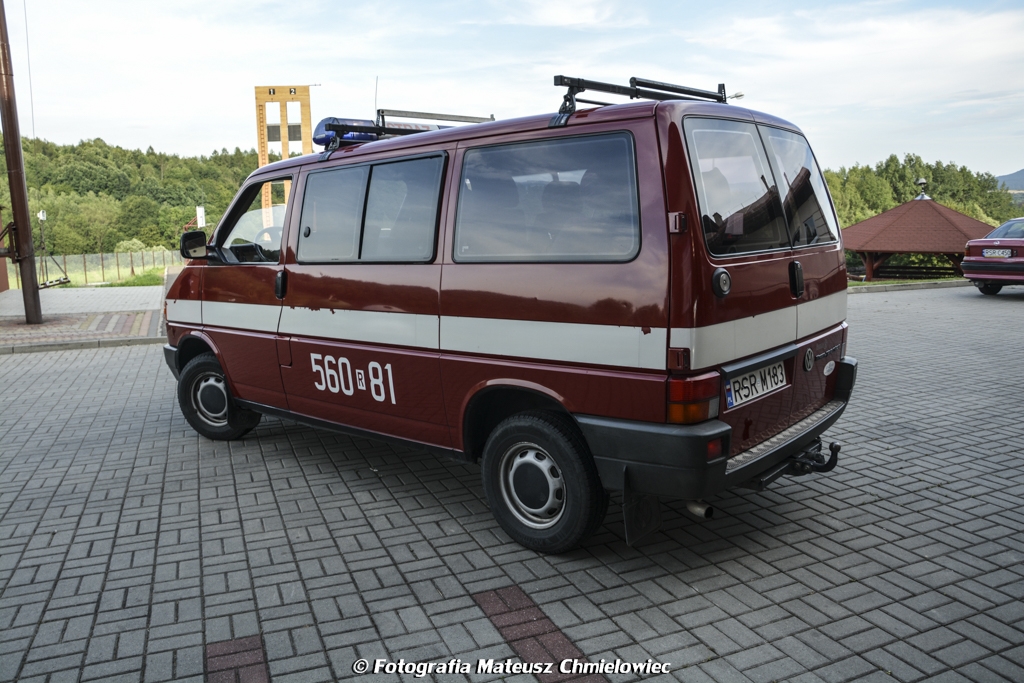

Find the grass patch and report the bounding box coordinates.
[101,268,164,287]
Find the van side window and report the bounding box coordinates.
[683,119,789,256]
[219,178,290,264]
[454,133,640,262]
[361,157,445,261]
[298,155,444,264]
[297,166,369,263]
[759,127,839,247]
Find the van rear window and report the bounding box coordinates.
[760,128,838,246]
[454,133,640,263]
[684,118,789,256]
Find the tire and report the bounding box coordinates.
[481,411,607,554]
[177,352,261,440]
[979,283,1002,295]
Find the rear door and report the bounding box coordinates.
[679,117,798,452]
[680,116,798,372]
[757,125,847,423]
[757,125,846,341]
[678,116,847,453]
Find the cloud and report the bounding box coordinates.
[473,0,647,27]
[3,0,1021,175]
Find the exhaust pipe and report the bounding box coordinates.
[686,500,714,520]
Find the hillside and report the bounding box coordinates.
[1,136,1018,255]
[996,168,1024,191]
[0,135,266,255]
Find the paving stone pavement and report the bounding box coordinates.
[0,286,164,316]
[0,286,165,352]
[1,285,1022,683]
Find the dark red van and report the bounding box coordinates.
[164,76,857,553]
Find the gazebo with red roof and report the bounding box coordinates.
[842,193,994,280]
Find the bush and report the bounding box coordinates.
[114,238,147,253]
[101,268,164,287]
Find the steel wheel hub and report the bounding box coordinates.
[192,373,229,427]
[499,443,565,529]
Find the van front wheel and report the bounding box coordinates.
[481,411,607,553]
[177,352,261,440]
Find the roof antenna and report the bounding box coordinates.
[374,76,378,116]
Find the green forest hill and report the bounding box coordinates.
[0,135,268,255]
[0,134,1018,256]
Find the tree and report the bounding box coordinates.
[115,195,161,243]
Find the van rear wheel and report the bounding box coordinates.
[481,411,607,553]
[177,352,261,440]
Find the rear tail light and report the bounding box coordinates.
[667,372,721,424]
[964,244,972,257]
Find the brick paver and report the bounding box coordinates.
[0,286,164,316]
[0,286,164,351]
[0,284,1022,682]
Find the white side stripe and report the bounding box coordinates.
[670,289,847,370]
[166,299,202,325]
[280,307,440,349]
[189,290,845,371]
[797,290,847,339]
[672,307,796,370]
[440,316,667,370]
[202,301,281,333]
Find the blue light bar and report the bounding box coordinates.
[313,117,378,146]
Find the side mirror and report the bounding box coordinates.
[180,231,209,260]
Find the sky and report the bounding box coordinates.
[2,0,1022,176]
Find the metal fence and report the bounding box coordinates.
[5,251,186,289]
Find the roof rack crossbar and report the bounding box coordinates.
[377,109,494,124]
[549,74,727,128]
[629,77,726,103]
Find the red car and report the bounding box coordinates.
[962,218,1024,294]
[164,75,857,552]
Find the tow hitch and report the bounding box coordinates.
[741,440,840,492]
[791,440,840,475]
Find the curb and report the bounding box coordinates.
[848,279,972,294]
[0,336,165,355]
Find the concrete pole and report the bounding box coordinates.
[0,0,41,322]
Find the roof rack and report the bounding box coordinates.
[549,75,728,127]
[314,109,494,160]
[376,109,494,126]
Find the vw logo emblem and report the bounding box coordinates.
[803,348,814,372]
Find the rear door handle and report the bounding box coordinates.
[789,261,804,298]
[275,270,287,300]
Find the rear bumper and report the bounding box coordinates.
[577,357,857,499]
[963,260,1024,283]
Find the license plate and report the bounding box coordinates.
[982,248,1011,258]
[725,361,786,409]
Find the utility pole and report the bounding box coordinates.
[0,0,41,322]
